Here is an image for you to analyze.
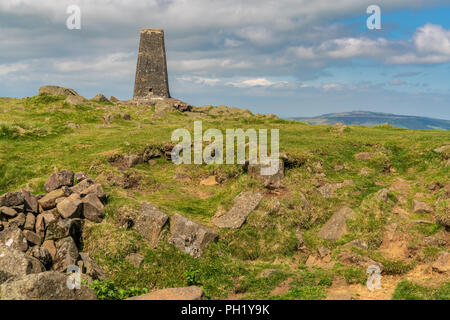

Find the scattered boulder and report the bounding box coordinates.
[79,253,107,280]
[23,230,42,246]
[121,113,131,120]
[412,200,433,214]
[376,188,389,202]
[213,192,263,229]
[0,246,45,281]
[44,170,74,193]
[24,213,36,231]
[42,240,57,260]
[126,253,144,267]
[56,193,82,219]
[0,206,18,218]
[8,212,26,228]
[0,191,24,207]
[45,219,83,244]
[74,172,89,182]
[199,176,218,186]
[248,160,284,189]
[338,251,383,271]
[35,212,57,238]
[318,206,355,241]
[70,178,95,194]
[127,286,204,300]
[52,237,79,272]
[169,213,218,258]
[110,96,120,103]
[133,202,169,248]
[81,194,104,223]
[0,227,28,252]
[38,188,69,210]
[91,94,109,103]
[432,251,449,273]
[332,122,347,134]
[80,184,107,203]
[21,190,39,214]
[0,272,97,300]
[65,95,85,106]
[29,245,52,269]
[354,152,376,160]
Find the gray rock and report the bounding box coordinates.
[80,183,107,203]
[248,160,284,189]
[45,219,83,243]
[38,85,79,97]
[169,213,218,258]
[8,212,26,228]
[38,188,69,210]
[56,193,82,219]
[134,202,169,248]
[377,188,389,202]
[29,245,52,269]
[432,251,449,273]
[0,271,97,300]
[79,253,107,280]
[412,200,433,213]
[70,178,95,194]
[0,191,24,207]
[44,170,74,193]
[213,192,263,229]
[0,206,18,218]
[53,237,79,272]
[81,194,104,223]
[126,253,144,267]
[21,190,39,214]
[0,227,28,252]
[318,206,356,241]
[23,230,42,246]
[35,212,57,238]
[24,213,36,231]
[65,95,85,105]
[74,172,89,182]
[91,93,109,102]
[0,246,45,281]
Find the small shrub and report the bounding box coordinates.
[89,279,148,300]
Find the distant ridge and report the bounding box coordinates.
[291,111,450,130]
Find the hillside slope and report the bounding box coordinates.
[292,111,450,130]
[0,94,449,300]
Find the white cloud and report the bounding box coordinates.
[227,78,288,88]
[0,63,28,76]
[387,24,450,64]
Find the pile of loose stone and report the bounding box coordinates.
[0,170,107,300]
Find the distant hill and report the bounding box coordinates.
[291,111,450,130]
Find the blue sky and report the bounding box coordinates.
[0,0,449,119]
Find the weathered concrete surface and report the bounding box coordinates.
[133,29,170,99]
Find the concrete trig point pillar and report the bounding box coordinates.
[133,28,170,100]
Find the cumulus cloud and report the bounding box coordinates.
[0,0,449,119]
[0,63,28,76]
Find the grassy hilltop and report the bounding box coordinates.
[0,93,449,300]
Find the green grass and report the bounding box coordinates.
[0,95,449,300]
[392,280,450,300]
